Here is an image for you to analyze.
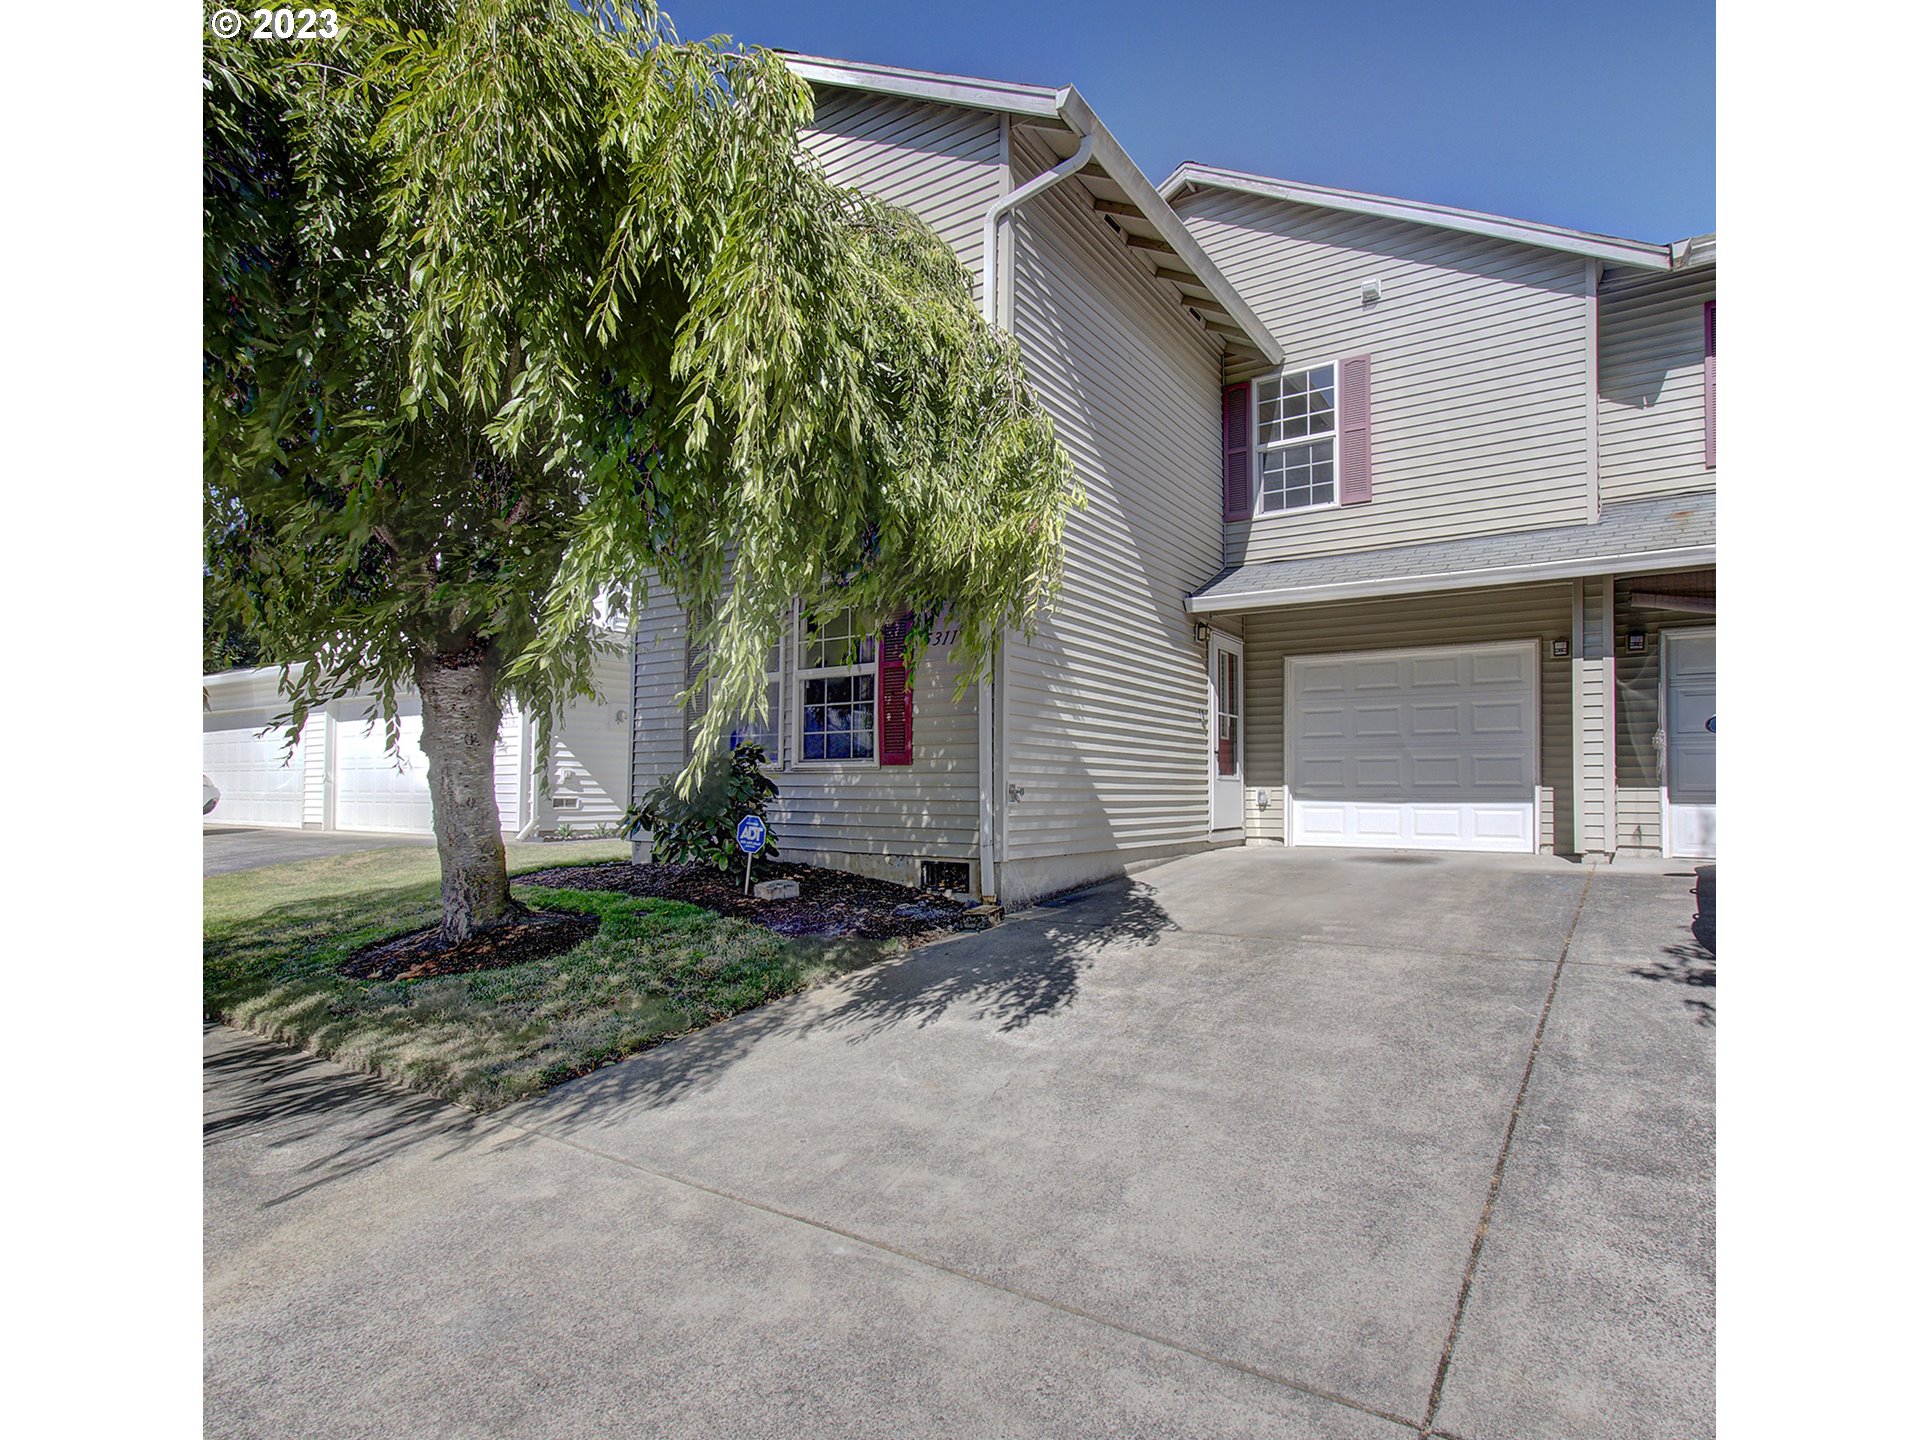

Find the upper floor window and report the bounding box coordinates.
[1254,363,1338,512]
[796,610,876,763]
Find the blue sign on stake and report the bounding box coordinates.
[1705,715,1716,734]
[736,815,767,896]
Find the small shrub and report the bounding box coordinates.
[625,743,779,873]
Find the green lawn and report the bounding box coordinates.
[205,841,883,1110]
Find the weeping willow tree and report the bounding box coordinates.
[204,0,1078,942]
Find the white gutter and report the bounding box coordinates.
[1186,546,1717,613]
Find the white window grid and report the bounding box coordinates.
[1254,362,1339,515]
[792,607,879,766]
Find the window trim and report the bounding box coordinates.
[790,606,881,769]
[1251,361,1341,517]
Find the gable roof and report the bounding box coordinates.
[1161,162,1686,272]
[780,54,1284,366]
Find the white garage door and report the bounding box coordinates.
[1286,641,1539,853]
[203,709,307,827]
[332,698,435,834]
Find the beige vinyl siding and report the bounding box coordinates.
[1172,188,1594,561]
[1598,265,1716,504]
[1613,568,1716,855]
[1237,581,1575,855]
[629,594,690,807]
[801,89,1005,297]
[997,130,1226,888]
[1575,574,1616,855]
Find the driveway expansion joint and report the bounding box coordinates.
[1418,862,1597,1437]
[505,1117,1428,1434]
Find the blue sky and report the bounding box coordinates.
[657,0,1715,242]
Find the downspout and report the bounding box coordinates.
[514,712,542,841]
[973,131,1095,903]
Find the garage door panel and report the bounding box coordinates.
[1471,651,1527,685]
[204,710,306,827]
[1354,756,1406,788]
[1353,704,1400,737]
[1411,756,1463,789]
[1410,655,1465,688]
[1411,807,1466,840]
[1411,702,1463,735]
[1471,809,1530,843]
[1287,641,1538,853]
[1297,706,1350,741]
[1472,755,1529,787]
[1472,701,1524,734]
[1294,756,1349,789]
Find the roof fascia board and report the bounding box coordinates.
[780,54,1064,120]
[1186,545,1717,614]
[1163,163,1675,272]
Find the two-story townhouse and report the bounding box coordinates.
[1165,166,1714,861]
[625,56,1717,900]
[628,56,1287,907]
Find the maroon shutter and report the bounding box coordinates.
[878,614,913,767]
[1221,381,1252,521]
[1703,301,1716,469]
[1337,354,1373,504]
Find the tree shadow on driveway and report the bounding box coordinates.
[1630,864,1715,1027]
[523,878,1178,1122]
[203,1024,512,1207]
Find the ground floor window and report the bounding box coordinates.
[727,639,784,762]
[797,610,877,762]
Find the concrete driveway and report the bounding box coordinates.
[205,848,1714,1439]
[203,824,433,875]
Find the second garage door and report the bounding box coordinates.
[332,697,435,834]
[1285,640,1539,853]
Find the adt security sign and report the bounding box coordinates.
[736,814,768,894]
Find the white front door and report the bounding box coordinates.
[1284,641,1539,852]
[1209,633,1245,831]
[1663,630,1716,859]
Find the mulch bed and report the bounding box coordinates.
[516,858,980,943]
[340,908,602,982]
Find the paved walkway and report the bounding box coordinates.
[205,848,1715,1438]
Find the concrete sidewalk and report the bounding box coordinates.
[205,848,1714,1438]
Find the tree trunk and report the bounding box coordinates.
[416,644,522,943]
